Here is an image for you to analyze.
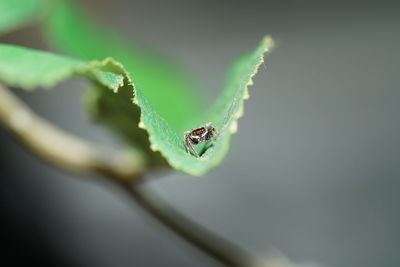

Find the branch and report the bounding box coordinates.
[124,183,257,267]
[0,84,261,267]
[0,84,145,181]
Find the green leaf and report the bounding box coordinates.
[44,0,201,134]
[0,0,47,34]
[136,37,273,175]
[39,1,274,175]
[0,37,272,175]
[0,44,120,90]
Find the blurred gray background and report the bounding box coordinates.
[0,0,399,266]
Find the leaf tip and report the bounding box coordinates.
[262,36,274,51]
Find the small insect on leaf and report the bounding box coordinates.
[184,122,218,159]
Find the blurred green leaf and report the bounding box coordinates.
[0,44,124,90]
[40,1,273,175]
[0,0,46,34]
[44,0,200,134]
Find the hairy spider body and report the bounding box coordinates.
[184,122,218,158]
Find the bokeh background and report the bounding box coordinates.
[1,0,399,266]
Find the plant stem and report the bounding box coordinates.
[124,182,257,267]
[0,84,258,267]
[0,84,145,182]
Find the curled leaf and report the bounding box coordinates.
[0,36,272,175]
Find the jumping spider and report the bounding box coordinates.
[184,122,219,158]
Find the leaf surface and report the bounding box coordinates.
[42,1,273,175]
[0,35,272,175]
[0,0,46,34]
[44,0,200,134]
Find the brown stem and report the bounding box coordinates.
[0,84,261,267]
[123,182,257,267]
[0,84,145,182]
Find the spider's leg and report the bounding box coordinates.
[184,138,190,153]
[212,126,219,136]
[188,140,199,158]
[184,131,191,154]
[210,133,216,145]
